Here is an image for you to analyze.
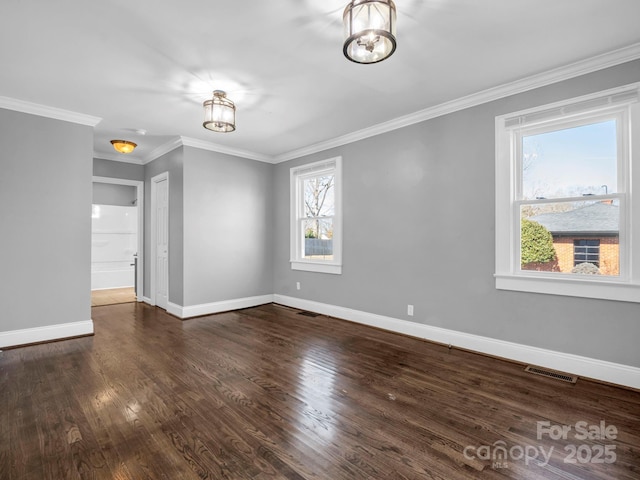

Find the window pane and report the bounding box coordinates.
[520,200,618,276]
[521,120,617,200]
[302,218,333,260]
[573,239,600,267]
[304,175,334,217]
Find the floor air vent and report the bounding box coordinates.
[524,365,578,383]
[297,310,321,317]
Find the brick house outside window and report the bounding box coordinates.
[527,202,619,276]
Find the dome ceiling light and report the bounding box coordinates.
[110,140,137,154]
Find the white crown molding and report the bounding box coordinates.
[9,43,638,165]
[140,136,273,165]
[273,295,640,390]
[180,136,274,163]
[143,137,184,164]
[0,96,101,126]
[273,42,640,163]
[0,320,94,349]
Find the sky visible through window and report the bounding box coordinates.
[522,119,617,200]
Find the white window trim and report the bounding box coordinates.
[495,83,640,303]
[290,157,343,275]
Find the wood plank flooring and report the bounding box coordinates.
[91,287,136,307]
[1,302,638,479]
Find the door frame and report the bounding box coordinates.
[92,176,144,301]
[150,172,169,307]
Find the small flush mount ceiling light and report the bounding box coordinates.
[343,0,397,64]
[110,140,137,154]
[203,90,236,132]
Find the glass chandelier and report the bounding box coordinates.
[203,90,236,132]
[343,0,397,64]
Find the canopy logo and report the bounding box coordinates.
[463,420,618,470]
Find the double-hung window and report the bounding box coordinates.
[290,157,342,274]
[495,83,640,302]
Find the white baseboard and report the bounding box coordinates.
[0,320,94,349]
[168,294,275,319]
[166,302,183,318]
[273,294,640,390]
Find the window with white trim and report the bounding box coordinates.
[495,84,640,302]
[290,157,342,274]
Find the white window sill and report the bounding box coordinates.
[291,261,342,275]
[495,273,640,303]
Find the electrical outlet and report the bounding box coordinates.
[296,282,301,290]
[407,304,414,316]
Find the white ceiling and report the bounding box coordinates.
[2,0,640,164]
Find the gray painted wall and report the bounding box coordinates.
[0,109,93,331]
[272,60,640,368]
[144,147,184,304]
[92,182,136,206]
[93,158,145,181]
[141,146,274,307]
[3,60,637,371]
[182,146,273,306]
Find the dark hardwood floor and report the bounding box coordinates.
[1,302,638,479]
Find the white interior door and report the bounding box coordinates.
[152,173,169,309]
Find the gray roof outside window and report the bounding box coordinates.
[530,202,618,236]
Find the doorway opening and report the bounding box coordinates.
[91,176,144,307]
